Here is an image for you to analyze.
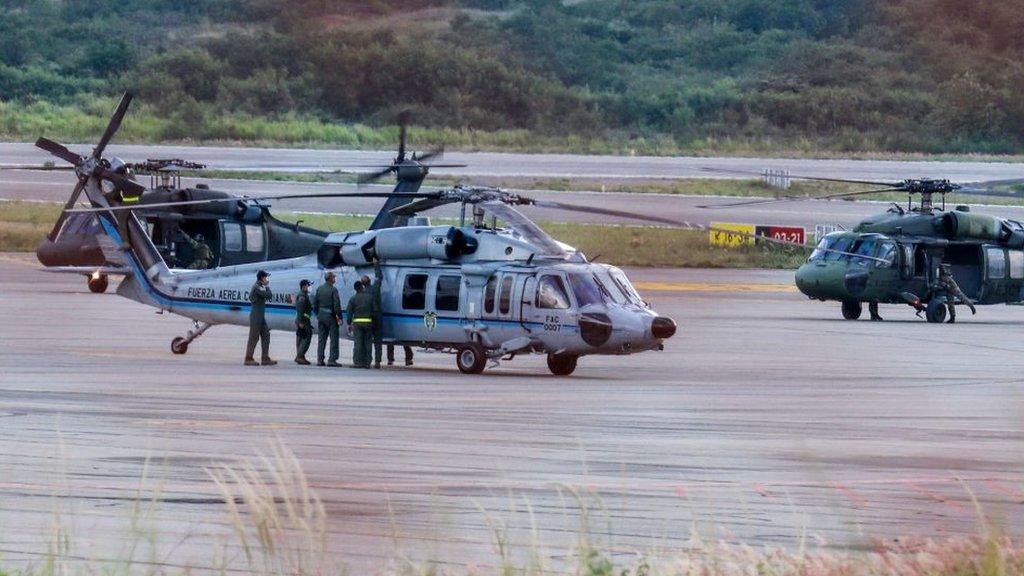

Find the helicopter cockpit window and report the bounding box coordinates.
[537,275,571,309]
[609,267,644,306]
[875,241,896,268]
[484,276,497,314]
[222,222,243,252]
[823,236,854,261]
[808,236,837,261]
[568,273,604,307]
[851,238,877,264]
[402,274,428,310]
[245,224,264,253]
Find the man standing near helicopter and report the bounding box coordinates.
[244,270,276,366]
[314,271,343,367]
[939,264,976,323]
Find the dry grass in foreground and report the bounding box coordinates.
[5,440,1022,576]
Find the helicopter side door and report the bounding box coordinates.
[481,271,527,347]
[218,221,268,267]
[522,272,575,339]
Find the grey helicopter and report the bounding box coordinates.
[45,94,681,376]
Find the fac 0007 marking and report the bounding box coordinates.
[543,315,562,331]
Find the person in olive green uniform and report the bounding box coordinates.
[294,279,313,365]
[360,268,384,369]
[181,231,213,270]
[313,271,342,366]
[939,264,976,324]
[346,281,375,368]
[245,270,276,366]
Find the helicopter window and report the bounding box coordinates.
[537,275,571,309]
[823,236,853,261]
[499,276,514,314]
[986,247,1007,279]
[222,222,243,252]
[609,268,644,306]
[568,273,603,307]
[245,224,264,253]
[875,242,896,268]
[402,274,428,310]
[808,236,836,261]
[435,275,461,312]
[1010,251,1024,280]
[484,276,497,314]
[851,238,877,264]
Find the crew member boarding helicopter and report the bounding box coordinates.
[45,94,681,375]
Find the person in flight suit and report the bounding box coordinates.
[180,231,213,270]
[346,281,375,369]
[244,270,276,366]
[313,271,342,367]
[360,269,384,369]
[294,279,313,365]
[939,264,976,323]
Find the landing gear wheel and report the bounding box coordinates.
[546,354,578,376]
[87,274,109,294]
[456,344,487,374]
[171,336,189,355]
[925,299,947,324]
[841,300,862,320]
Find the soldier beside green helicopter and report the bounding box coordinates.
[702,171,1024,324]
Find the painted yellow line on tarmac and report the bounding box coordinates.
[634,281,797,293]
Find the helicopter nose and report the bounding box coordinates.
[651,316,677,339]
[794,263,819,297]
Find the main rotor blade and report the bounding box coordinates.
[46,178,87,240]
[0,164,76,171]
[960,178,1024,189]
[699,167,897,187]
[529,199,695,227]
[396,109,410,162]
[65,191,443,213]
[93,91,133,159]
[416,146,444,164]
[35,137,84,166]
[698,187,904,208]
[357,167,395,185]
[388,196,457,217]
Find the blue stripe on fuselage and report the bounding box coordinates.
[97,217,578,331]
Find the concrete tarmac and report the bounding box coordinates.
[2,255,1024,571]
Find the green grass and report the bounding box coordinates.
[7,97,1024,162]
[0,201,60,252]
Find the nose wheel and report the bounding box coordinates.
[171,321,212,355]
[87,273,109,293]
[841,300,862,320]
[546,353,578,376]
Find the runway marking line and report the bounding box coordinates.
[634,281,797,293]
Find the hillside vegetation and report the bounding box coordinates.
[4,0,1024,154]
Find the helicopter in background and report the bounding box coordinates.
[701,168,1024,323]
[5,99,457,293]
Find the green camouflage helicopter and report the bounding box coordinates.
[704,170,1024,323]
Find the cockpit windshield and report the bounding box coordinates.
[607,267,645,306]
[808,235,838,261]
[851,238,877,264]
[567,273,605,307]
